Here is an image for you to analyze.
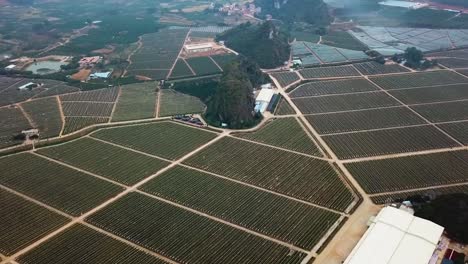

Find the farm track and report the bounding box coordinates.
[108,87,122,123]
[368,181,468,198]
[16,103,36,129]
[166,30,191,79]
[57,96,66,137]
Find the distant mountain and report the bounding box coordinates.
[216,21,290,69]
[255,0,331,25]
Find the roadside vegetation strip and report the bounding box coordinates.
[184,137,354,212]
[185,56,223,76]
[18,224,169,264]
[298,65,360,79]
[37,137,170,185]
[235,117,322,156]
[323,125,460,160]
[346,150,468,194]
[388,84,468,104]
[289,78,378,97]
[111,83,157,122]
[353,61,410,75]
[370,70,468,90]
[0,107,31,149]
[86,192,307,264]
[169,59,195,79]
[0,153,124,216]
[370,184,468,204]
[158,89,205,117]
[270,72,300,88]
[0,188,69,256]
[438,121,468,145]
[62,117,109,135]
[140,165,340,250]
[274,96,296,115]
[62,101,114,117]
[91,121,217,160]
[60,87,119,102]
[305,107,427,135]
[292,92,401,114]
[410,100,468,122]
[21,97,63,139]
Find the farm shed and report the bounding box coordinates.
[90,72,112,79]
[344,206,444,264]
[184,43,213,54]
[255,88,275,113]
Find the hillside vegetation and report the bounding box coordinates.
[255,0,331,25]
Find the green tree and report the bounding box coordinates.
[404,47,424,68]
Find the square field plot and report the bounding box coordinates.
[353,61,410,75]
[37,137,170,185]
[371,185,468,204]
[298,65,360,79]
[62,102,114,117]
[0,153,124,216]
[91,121,217,160]
[140,166,340,250]
[86,193,307,264]
[411,101,468,122]
[0,189,69,256]
[184,137,355,211]
[159,89,206,117]
[345,150,468,194]
[18,225,168,264]
[323,126,460,159]
[370,71,468,90]
[290,78,379,97]
[306,107,427,134]
[111,83,157,122]
[438,121,468,145]
[292,92,401,114]
[389,84,468,104]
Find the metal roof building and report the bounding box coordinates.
[344,206,444,264]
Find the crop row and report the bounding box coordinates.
[21,97,63,138]
[346,150,468,194]
[111,83,157,122]
[62,117,108,135]
[370,184,468,204]
[62,102,114,117]
[60,87,119,102]
[159,89,206,117]
[34,84,79,99]
[0,76,22,92]
[0,106,31,149]
[128,59,177,70]
[270,72,300,88]
[437,58,468,69]
[370,70,468,90]
[290,78,378,97]
[353,61,410,75]
[438,121,468,145]
[0,81,45,107]
[126,69,170,80]
[298,65,360,79]
[411,100,468,122]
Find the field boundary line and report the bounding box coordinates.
[64,115,113,118]
[56,96,66,137]
[61,101,116,104]
[300,105,403,116]
[155,83,161,118]
[381,82,468,91]
[295,116,328,157]
[0,78,24,95]
[208,56,223,72]
[368,181,468,198]
[166,29,191,79]
[182,58,196,76]
[320,123,431,137]
[16,103,36,129]
[108,86,122,123]
[407,98,468,106]
[290,89,386,99]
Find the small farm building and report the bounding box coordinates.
[184,43,214,54]
[255,88,275,113]
[90,72,112,79]
[4,64,16,70]
[79,56,102,67]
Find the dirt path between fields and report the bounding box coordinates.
[108,86,122,123]
[56,96,66,137]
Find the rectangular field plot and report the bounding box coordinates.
[0,153,124,216]
[370,71,468,90]
[438,121,468,145]
[86,193,307,264]
[306,107,427,134]
[438,58,468,69]
[140,166,339,250]
[0,106,31,148]
[411,101,468,122]
[169,59,194,79]
[111,83,157,122]
[21,97,63,138]
[18,225,168,264]
[62,117,108,135]
[159,89,206,117]
[346,150,468,194]
[126,69,170,80]
[184,137,354,211]
[91,121,217,160]
[37,137,169,185]
[389,84,468,104]
[60,87,119,102]
[298,65,360,79]
[0,82,45,107]
[0,76,21,92]
[324,126,460,159]
[62,102,114,117]
[186,56,222,76]
[235,117,322,156]
[0,188,69,256]
[292,92,401,114]
[270,72,300,88]
[353,61,410,75]
[371,184,468,204]
[290,78,378,97]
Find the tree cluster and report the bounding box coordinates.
[255,0,331,25]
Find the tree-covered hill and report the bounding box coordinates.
[255,0,331,25]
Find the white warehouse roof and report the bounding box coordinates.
[256,88,274,103]
[185,43,213,50]
[344,206,444,264]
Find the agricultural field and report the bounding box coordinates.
[0,106,31,148]
[411,100,468,122]
[292,41,369,64]
[169,59,195,79]
[62,117,109,135]
[126,69,170,80]
[270,71,300,88]
[298,65,361,79]
[306,107,426,134]
[86,193,307,264]
[321,31,369,51]
[62,102,115,117]
[0,153,124,216]
[274,97,296,115]
[18,225,168,264]
[21,97,63,139]
[37,137,170,185]
[290,78,378,97]
[323,126,460,159]
[353,61,410,75]
[388,84,468,104]
[159,89,206,117]
[185,56,223,76]
[235,117,322,156]
[371,184,468,204]
[438,121,468,145]
[184,137,355,211]
[111,83,157,122]
[91,121,217,160]
[437,58,468,69]
[345,150,468,194]
[0,188,69,256]
[210,53,237,70]
[34,85,80,99]
[292,92,400,114]
[0,80,46,107]
[60,87,119,102]
[140,166,340,250]
[370,70,468,90]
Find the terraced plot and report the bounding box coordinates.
[323,126,459,159]
[389,84,468,104]
[290,78,378,97]
[371,184,468,204]
[86,193,307,264]
[236,117,322,156]
[60,87,119,102]
[112,83,157,122]
[0,106,31,148]
[298,65,360,79]
[353,61,410,75]
[370,71,468,90]
[21,97,63,138]
[184,137,354,211]
[91,121,217,160]
[0,189,69,256]
[306,107,426,134]
[0,153,123,216]
[169,59,194,79]
[270,72,300,88]
[19,225,168,264]
[438,121,468,145]
[159,89,205,117]
[274,97,295,115]
[346,150,468,194]
[140,166,339,250]
[186,56,222,76]
[37,138,169,185]
[62,102,114,117]
[411,100,468,122]
[292,92,400,114]
[62,117,109,135]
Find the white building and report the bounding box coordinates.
[184,43,214,54]
[255,88,275,113]
[4,64,16,70]
[344,206,444,264]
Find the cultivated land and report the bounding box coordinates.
[21,97,63,139]
[62,117,109,135]
[158,89,206,117]
[111,83,157,122]
[290,78,378,97]
[0,106,31,148]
